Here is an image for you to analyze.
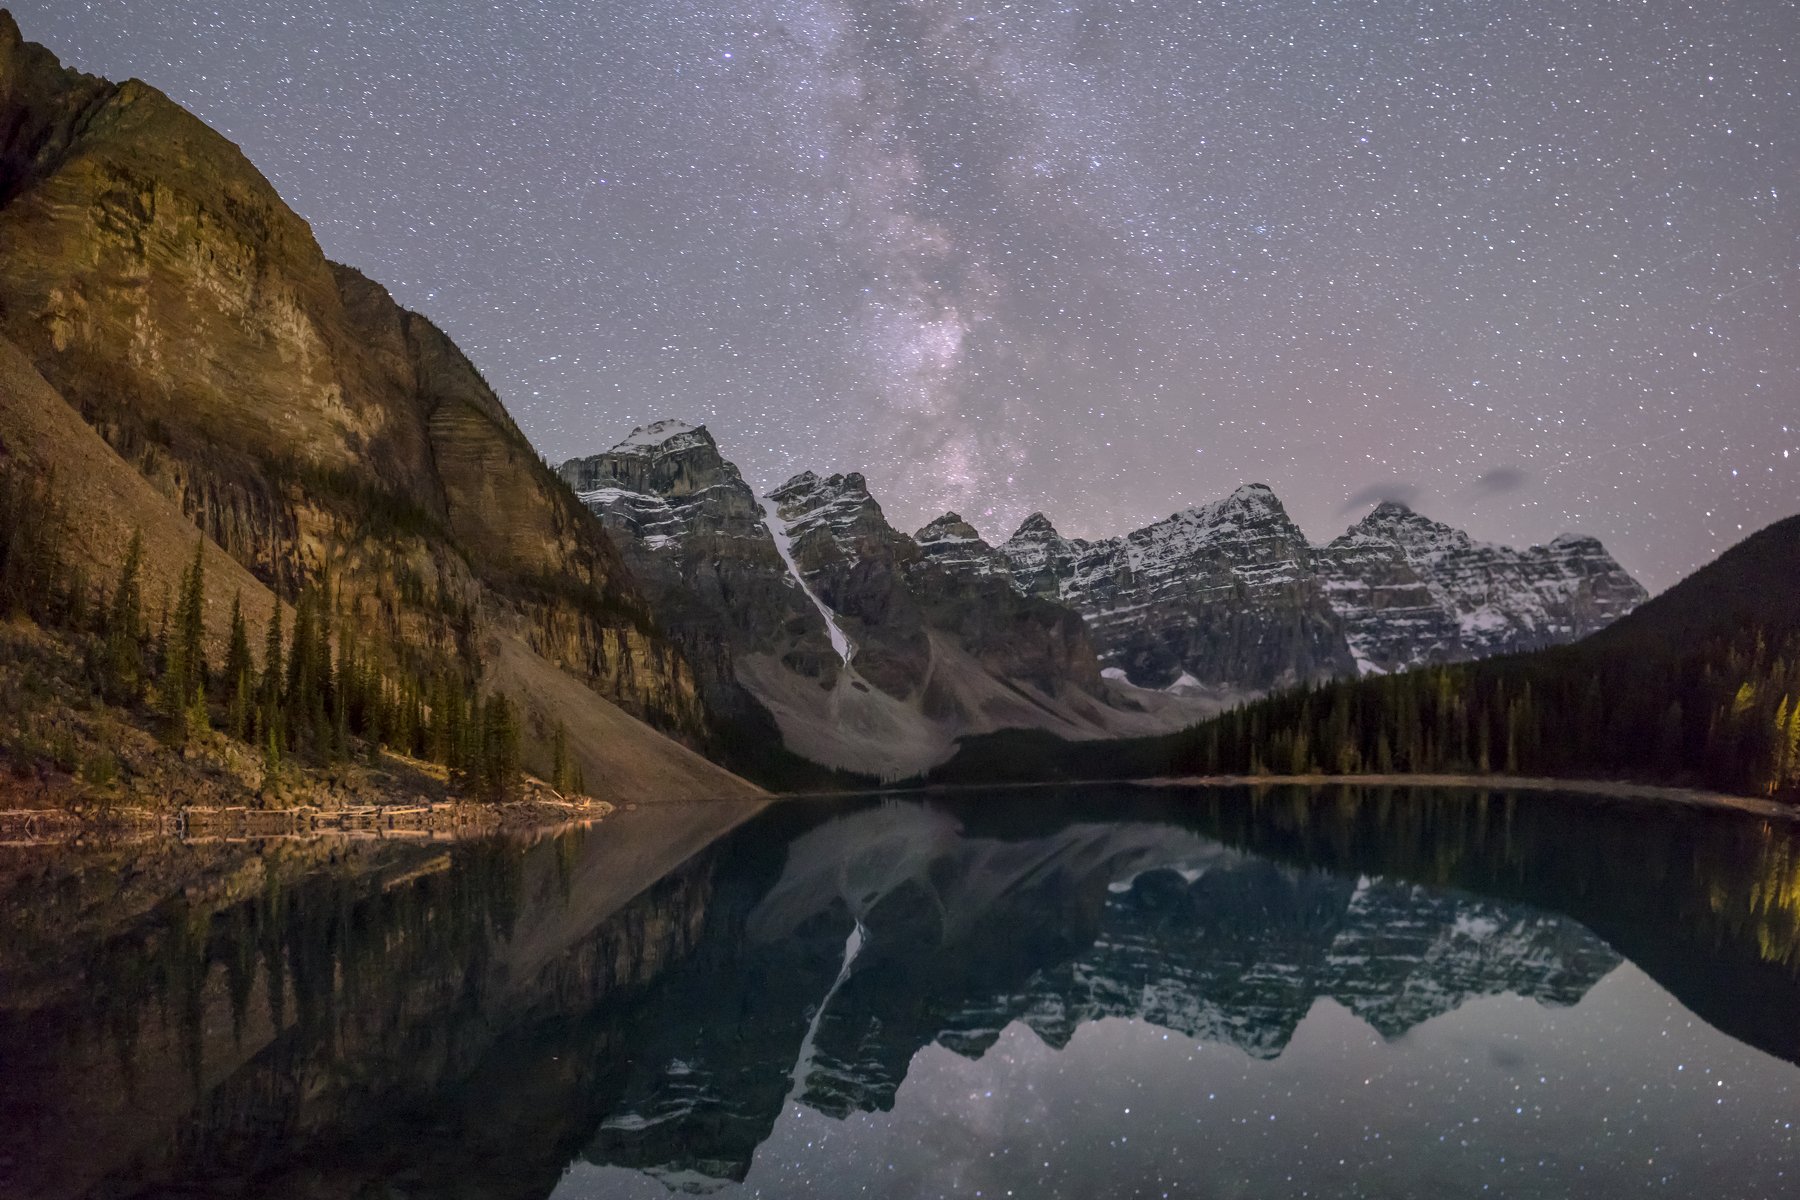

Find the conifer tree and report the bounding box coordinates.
[481,693,522,803]
[551,720,575,794]
[259,604,285,746]
[102,531,146,703]
[223,593,254,739]
[261,723,282,797]
[0,464,64,619]
[160,539,208,741]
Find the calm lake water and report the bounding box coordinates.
[3,784,1799,1198]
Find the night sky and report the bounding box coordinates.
[18,1,1799,591]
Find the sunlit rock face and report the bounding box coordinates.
[0,16,708,737]
[999,489,1646,689]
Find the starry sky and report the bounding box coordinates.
[19,0,1800,591]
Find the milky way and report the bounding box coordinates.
[19,0,1799,590]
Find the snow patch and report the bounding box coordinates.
[760,493,855,665]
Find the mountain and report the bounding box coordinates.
[1316,501,1648,672]
[936,513,1800,800]
[998,487,1645,690]
[1001,484,1352,692]
[0,13,757,803]
[560,424,1218,778]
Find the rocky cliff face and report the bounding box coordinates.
[560,424,1207,777]
[999,487,1646,690]
[763,468,938,697]
[556,422,838,758]
[1316,501,1649,672]
[0,15,708,741]
[1000,484,1353,692]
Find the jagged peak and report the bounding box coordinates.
[1168,482,1294,532]
[769,469,872,503]
[607,418,712,455]
[917,512,985,543]
[1332,502,1471,556]
[1222,482,1288,513]
[771,470,820,498]
[1007,512,1062,543]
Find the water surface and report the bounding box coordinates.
[2,784,1797,1198]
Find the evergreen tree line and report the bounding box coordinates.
[0,462,573,802]
[935,623,1800,802]
[1158,626,1800,799]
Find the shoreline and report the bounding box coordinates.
[777,771,1798,822]
[7,770,1791,846]
[0,796,618,846]
[1144,773,1792,820]
[1142,773,1799,821]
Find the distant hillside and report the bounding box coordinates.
[932,514,1800,801]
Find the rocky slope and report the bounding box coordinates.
[561,425,1216,778]
[0,14,755,802]
[1000,487,1645,690]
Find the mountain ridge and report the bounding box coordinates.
[559,420,1222,778]
[988,485,1645,690]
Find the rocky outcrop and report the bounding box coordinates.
[999,487,1646,690]
[0,15,709,742]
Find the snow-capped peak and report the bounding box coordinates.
[608,418,712,455]
[917,512,982,543]
[1007,512,1063,543]
[771,470,821,499]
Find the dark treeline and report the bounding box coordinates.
[936,515,1800,802]
[0,460,554,801]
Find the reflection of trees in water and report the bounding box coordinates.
[1172,784,1800,974]
[1743,833,1800,969]
[1150,784,1800,1072]
[10,833,725,1200]
[80,840,528,1090]
[9,787,1800,1200]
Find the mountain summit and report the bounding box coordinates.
[996,487,1645,690]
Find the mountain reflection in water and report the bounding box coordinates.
[2,784,1798,1199]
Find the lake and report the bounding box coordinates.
[2,783,1798,1198]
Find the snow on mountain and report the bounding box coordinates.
[760,493,855,665]
[993,487,1646,690]
[998,484,1352,691]
[559,428,1215,778]
[912,512,1012,578]
[1315,501,1648,673]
